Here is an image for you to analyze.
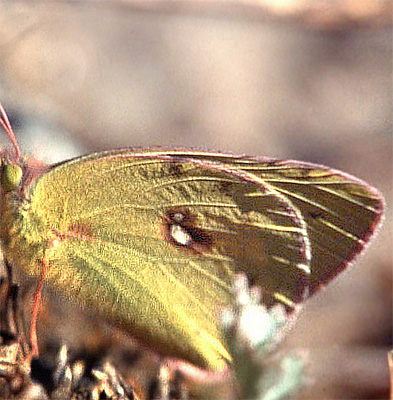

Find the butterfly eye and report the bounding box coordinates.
[0,163,23,192]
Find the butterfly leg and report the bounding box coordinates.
[29,257,49,358]
[29,237,60,358]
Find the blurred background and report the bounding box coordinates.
[0,1,391,399]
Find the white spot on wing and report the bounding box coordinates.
[170,224,192,246]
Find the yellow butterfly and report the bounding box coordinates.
[0,103,384,371]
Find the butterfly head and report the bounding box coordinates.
[0,161,23,193]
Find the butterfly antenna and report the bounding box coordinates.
[0,102,21,160]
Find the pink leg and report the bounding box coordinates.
[29,258,49,358]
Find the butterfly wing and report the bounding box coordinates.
[24,152,310,370]
[239,159,384,294]
[141,150,384,294]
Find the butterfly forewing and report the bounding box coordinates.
[134,150,383,294]
[248,161,384,293]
